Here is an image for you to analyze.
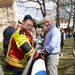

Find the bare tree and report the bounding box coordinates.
[17,0,49,17]
[17,0,75,28]
[17,0,58,27]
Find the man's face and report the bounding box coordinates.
[43,17,52,29]
[11,21,17,28]
[24,19,33,32]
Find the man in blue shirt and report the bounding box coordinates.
[43,16,61,75]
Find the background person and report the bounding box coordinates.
[72,29,75,57]
[41,24,48,40]
[3,21,16,58]
[60,27,66,56]
[73,29,75,45]
[42,16,61,75]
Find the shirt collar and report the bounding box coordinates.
[48,25,56,31]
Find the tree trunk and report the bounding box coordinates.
[67,13,71,29]
[56,0,60,28]
[42,0,46,17]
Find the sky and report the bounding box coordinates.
[16,1,56,21]
[16,0,73,26]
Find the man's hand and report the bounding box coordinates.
[39,54,45,60]
[38,49,48,56]
[33,50,46,60]
[34,51,39,59]
[38,49,48,60]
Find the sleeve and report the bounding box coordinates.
[14,32,34,53]
[45,29,61,53]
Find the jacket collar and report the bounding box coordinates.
[20,26,34,47]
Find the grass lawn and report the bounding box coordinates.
[0,38,75,75]
[58,38,75,75]
[0,42,13,75]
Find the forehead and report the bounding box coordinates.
[25,19,33,24]
[26,19,33,22]
[44,16,50,21]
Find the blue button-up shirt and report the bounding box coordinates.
[44,25,61,54]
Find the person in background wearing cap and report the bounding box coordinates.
[5,15,36,75]
[41,24,48,40]
[40,24,48,49]
[41,24,47,36]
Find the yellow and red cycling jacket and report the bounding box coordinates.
[6,26,34,68]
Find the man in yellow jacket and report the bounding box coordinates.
[5,15,35,75]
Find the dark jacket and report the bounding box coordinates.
[73,32,75,41]
[3,26,16,48]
